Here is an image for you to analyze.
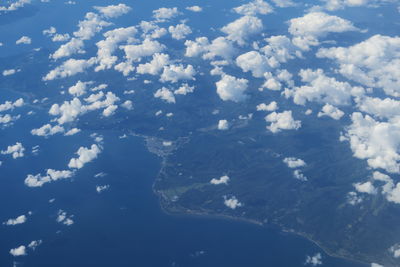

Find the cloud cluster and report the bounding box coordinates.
[221,16,263,46]
[25,169,74,187]
[223,196,242,209]
[1,142,25,159]
[210,175,230,185]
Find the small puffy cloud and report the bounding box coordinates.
[168,23,192,40]
[293,169,308,181]
[283,157,306,168]
[265,111,301,133]
[174,83,195,95]
[96,184,110,193]
[16,36,31,45]
[136,53,169,75]
[73,12,111,40]
[154,87,176,103]
[3,215,27,226]
[236,51,271,77]
[289,12,358,50]
[257,102,278,112]
[1,142,25,159]
[68,80,92,96]
[152,7,180,21]
[224,196,242,209]
[317,103,344,120]
[185,36,237,60]
[271,0,296,7]
[217,119,229,130]
[221,16,263,45]
[56,209,74,225]
[233,0,273,16]
[43,58,96,81]
[10,245,26,257]
[210,175,230,185]
[186,6,202,12]
[94,3,131,18]
[347,191,363,205]
[25,169,74,187]
[51,38,84,60]
[121,100,133,110]
[305,253,322,266]
[354,181,377,194]
[31,124,64,137]
[102,105,117,117]
[68,144,102,169]
[216,74,248,102]
[160,64,196,83]
[356,96,400,120]
[371,263,384,267]
[65,128,81,136]
[3,69,16,76]
[121,38,165,62]
[28,240,42,250]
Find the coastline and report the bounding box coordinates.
[134,132,378,267]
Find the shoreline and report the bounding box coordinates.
[154,191,371,267]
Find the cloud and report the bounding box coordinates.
[43,57,96,81]
[216,74,248,102]
[96,184,110,193]
[223,196,243,209]
[233,0,273,16]
[121,100,133,110]
[356,96,400,120]
[305,253,322,266]
[283,157,306,168]
[217,119,229,130]
[31,124,64,137]
[317,35,400,97]
[0,98,24,112]
[102,104,117,117]
[168,23,192,40]
[28,240,42,250]
[56,209,74,225]
[343,112,400,173]
[174,83,195,95]
[94,3,131,18]
[0,0,31,12]
[236,51,271,77]
[289,12,358,50]
[293,169,308,181]
[271,0,296,7]
[25,169,74,187]
[186,6,202,12]
[73,12,111,40]
[285,68,357,106]
[3,69,16,76]
[10,245,26,257]
[154,87,176,103]
[1,142,25,159]
[221,16,263,45]
[95,26,137,71]
[185,37,237,60]
[317,103,345,120]
[210,175,230,185]
[16,36,31,45]
[3,215,27,226]
[160,64,196,83]
[152,7,180,21]
[136,53,170,75]
[354,181,377,194]
[68,144,102,169]
[265,111,301,133]
[256,101,278,112]
[51,38,84,60]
